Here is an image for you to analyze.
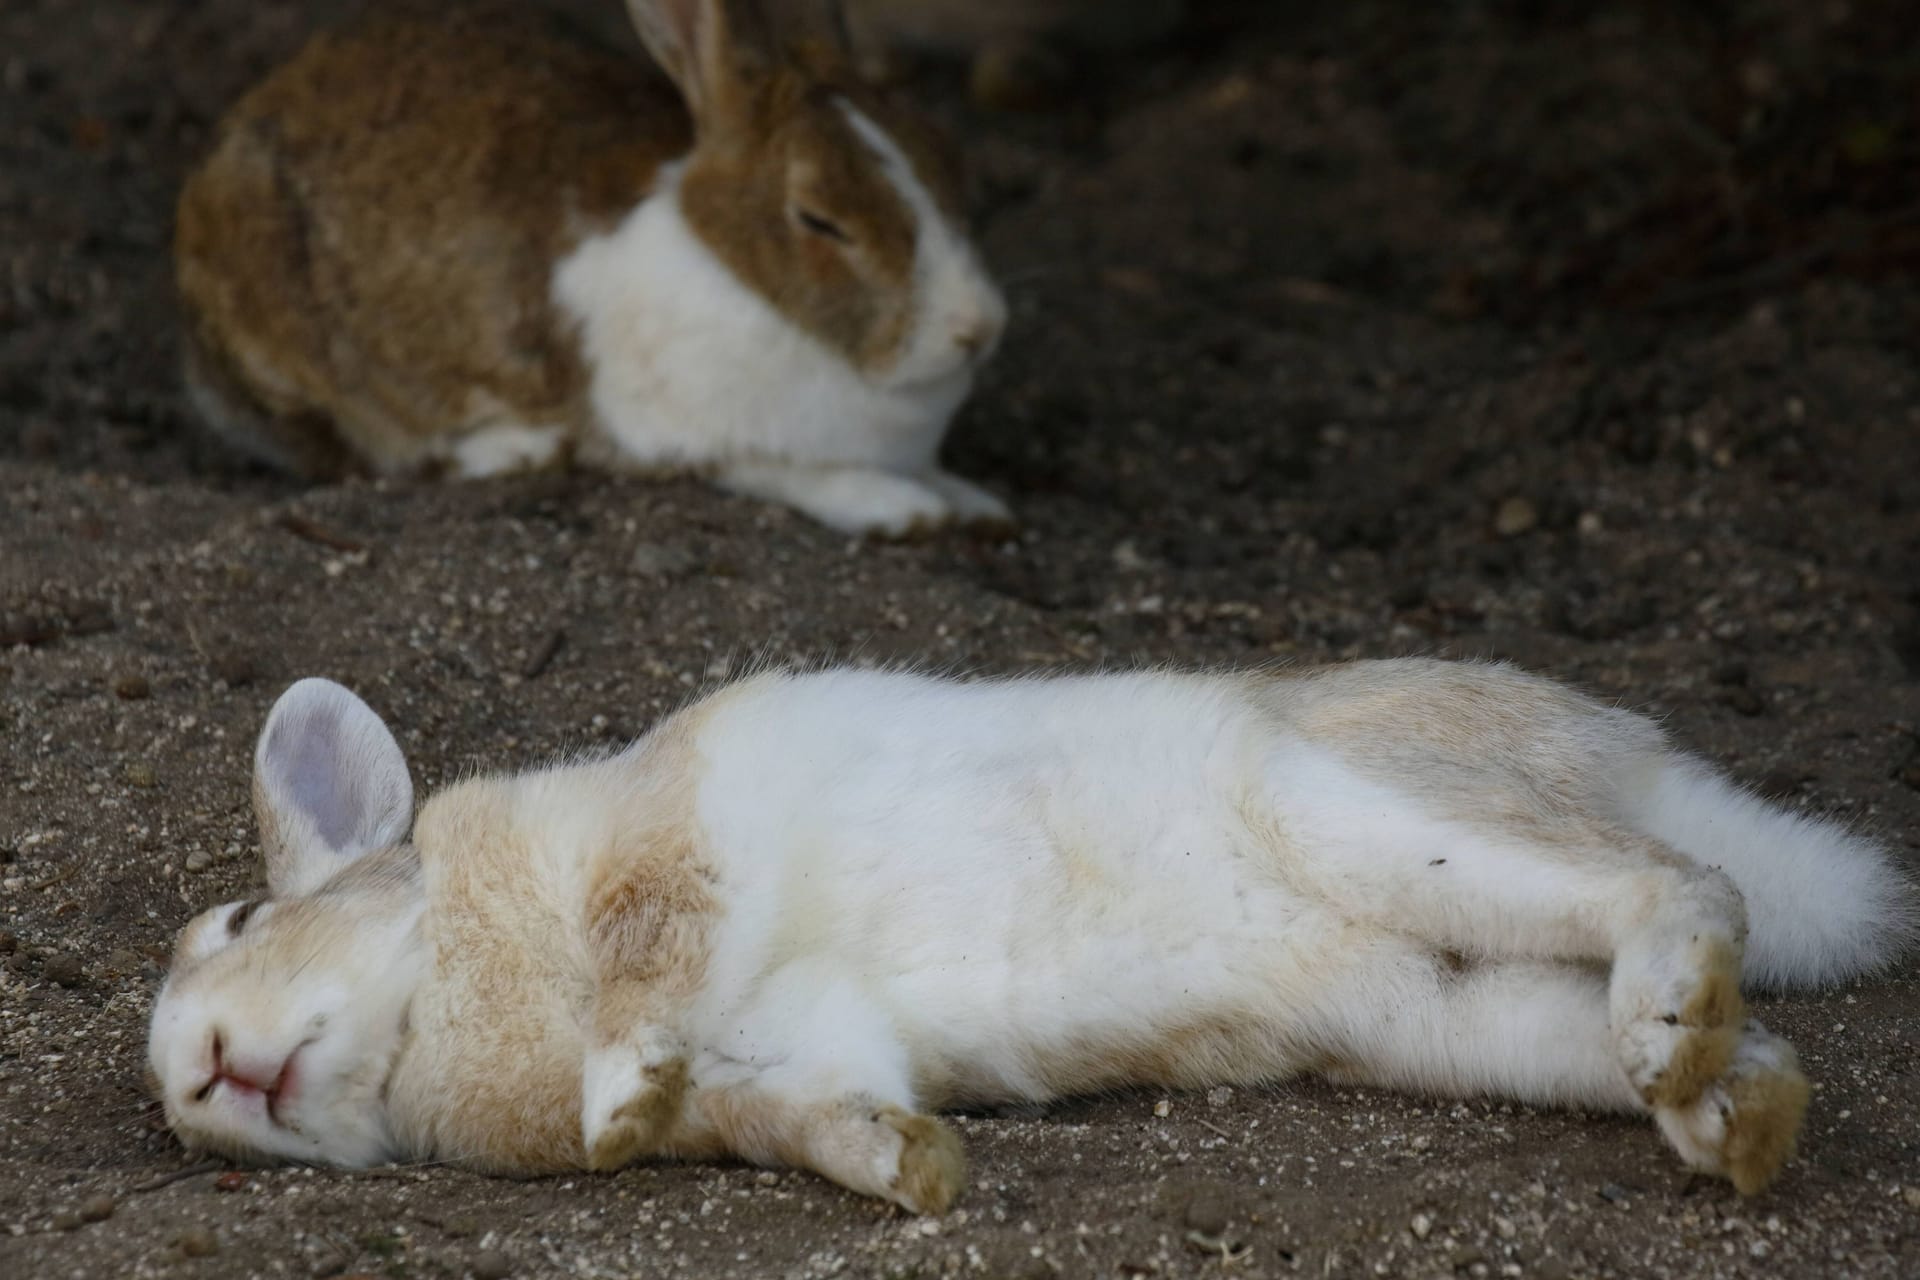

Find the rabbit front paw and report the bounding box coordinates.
[581,1035,689,1171]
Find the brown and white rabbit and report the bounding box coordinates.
[175,0,1011,536]
[147,659,1913,1210]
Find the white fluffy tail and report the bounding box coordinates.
[1628,757,1916,990]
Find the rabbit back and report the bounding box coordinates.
[175,6,686,477]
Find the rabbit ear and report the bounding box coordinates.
[626,0,777,127]
[253,679,414,898]
[784,0,855,78]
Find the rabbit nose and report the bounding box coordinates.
[193,1027,284,1101]
[952,315,1000,357]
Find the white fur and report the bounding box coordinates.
[1624,756,1916,989]
[254,679,414,897]
[147,660,1914,1198]
[447,420,567,479]
[552,146,1007,536]
[837,103,1008,384]
[148,893,425,1167]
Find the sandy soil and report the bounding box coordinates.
[3,1,1918,1277]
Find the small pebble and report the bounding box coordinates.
[1450,1245,1486,1269]
[471,1247,512,1279]
[1183,1193,1230,1237]
[1598,1183,1631,1205]
[125,761,157,788]
[1411,1212,1434,1240]
[106,948,143,976]
[52,1210,84,1232]
[1494,496,1539,537]
[209,650,257,687]
[42,953,84,987]
[1903,1186,1920,1211]
[114,674,151,700]
[79,1194,115,1223]
[630,543,698,579]
[184,850,212,873]
[754,1170,781,1187]
[1153,1099,1172,1118]
[1494,1215,1517,1239]
[176,1226,219,1257]
[1205,1086,1233,1109]
[215,1171,250,1192]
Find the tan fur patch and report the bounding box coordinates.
[583,747,718,1043]
[689,1088,965,1213]
[692,1084,814,1170]
[881,1108,966,1215]
[586,1057,692,1171]
[1680,938,1745,1029]
[386,783,588,1172]
[1647,939,1745,1109]
[1725,1062,1811,1195]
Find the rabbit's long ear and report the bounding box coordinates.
[253,679,414,898]
[626,0,778,128]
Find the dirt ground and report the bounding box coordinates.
[4,1,1919,1277]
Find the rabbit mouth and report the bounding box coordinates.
[192,1037,309,1129]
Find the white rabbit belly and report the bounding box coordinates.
[681,671,1341,1104]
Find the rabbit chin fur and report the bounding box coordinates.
[552,108,1010,539]
[147,660,1913,1204]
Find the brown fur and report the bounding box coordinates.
[178,0,973,474]
[178,4,675,477]
[587,1057,692,1171]
[1645,938,1745,1109]
[644,0,966,375]
[690,1089,964,1213]
[582,723,718,1043]
[1724,1062,1811,1195]
[882,1109,967,1214]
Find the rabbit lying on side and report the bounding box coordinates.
[175,0,1010,537]
[148,660,1913,1210]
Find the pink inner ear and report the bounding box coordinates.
[259,681,412,878]
[271,703,367,853]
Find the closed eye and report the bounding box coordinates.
[227,899,263,937]
[793,207,852,244]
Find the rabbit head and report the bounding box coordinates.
[148,680,426,1167]
[631,0,1007,390]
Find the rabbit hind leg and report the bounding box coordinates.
[1304,943,1806,1193]
[1277,775,1751,1113]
